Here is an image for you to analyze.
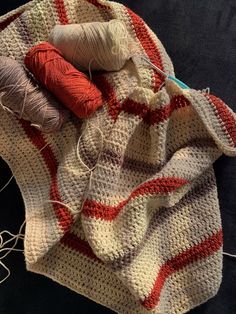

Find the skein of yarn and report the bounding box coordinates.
[24,42,103,119]
[48,20,132,71]
[0,56,69,133]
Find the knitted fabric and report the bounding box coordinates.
[0,1,236,313]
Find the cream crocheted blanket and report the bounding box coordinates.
[0,1,236,313]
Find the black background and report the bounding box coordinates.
[0,1,236,313]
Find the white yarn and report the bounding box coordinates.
[49,20,132,72]
[0,220,25,284]
[223,251,236,258]
[0,175,14,193]
[202,87,210,94]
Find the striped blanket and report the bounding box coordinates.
[0,0,236,313]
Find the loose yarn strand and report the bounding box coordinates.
[202,87,210,94]
[76,123,104,211]
[88,124,104,171]
[19,79,30,119]
[0,175,14,193]
[0,261,10,284]
[0,140,52,194]
[223,251,236,258]
[88,59,94,81]
[44,199,77,214]
[76,123,92,172]
[0,140,53,283]
[0,220,25,284]
[45,123,104,214]
[76,122,104,172]
[139,56,168,77]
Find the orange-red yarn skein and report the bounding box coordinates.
[24,42,103,118]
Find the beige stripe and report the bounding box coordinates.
[88,133,219,205]
[0,0,36,24]
[28,241,148,314]
[188,90,232,153]
[64,0,111,23]
[25,1,56,44]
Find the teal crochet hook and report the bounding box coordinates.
[167,75,189,89]
[141,56,190,89]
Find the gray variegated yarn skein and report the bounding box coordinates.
[49,19,133,72]
[0,56,69,133]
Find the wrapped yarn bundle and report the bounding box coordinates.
[49,20,133,71]
[0,56,68,133]
[25,42,103,118]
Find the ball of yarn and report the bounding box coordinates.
[0,56,69,133]
[48,20,132,72]
[24,42,103,119]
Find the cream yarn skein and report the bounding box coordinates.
[49,20,132,72]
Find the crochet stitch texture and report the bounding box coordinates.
[0,0,236,313]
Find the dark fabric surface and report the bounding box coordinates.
[0,0,236,313]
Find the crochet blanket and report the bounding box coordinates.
[0,1,236,313]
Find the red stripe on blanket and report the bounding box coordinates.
[61,232,100,261]
[94,74,190,123]
[122,95,190,125]
[207,94,236,145]
[93,75,122,121]
[60,228,222,310]
[82,177,188,220]
[127,8,164,91]
[20,120,73,232]
[141,229,223,310]
[54,0,69,24]
[0,12,22,30]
